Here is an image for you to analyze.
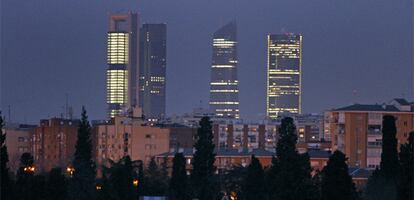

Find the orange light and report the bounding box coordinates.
[133,179,139,187]
[66,167,75,175]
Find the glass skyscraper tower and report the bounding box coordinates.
[106,13,139,118]
[209,22,240,119]
[266,33,302,119]
[139,24,167,121]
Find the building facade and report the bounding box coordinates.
[209,22,240,119]
[31,118,79,172]
[156,148,330,174]
[93,111,170,173]
[107,12,139,118]
[266,33,302,119]
[212,114,329,153]
[4,124,36,172]
[325,99,414,168]
[139,24,167,121]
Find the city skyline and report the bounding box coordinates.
[1,0,412,123]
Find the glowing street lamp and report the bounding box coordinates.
[23,166,35,173]
[133,179,139,187]
[66,166,75,176]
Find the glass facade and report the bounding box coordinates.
[106,13,139,119]
[209,22,240,119]
[139,24,167,121]
[266,34,302,119]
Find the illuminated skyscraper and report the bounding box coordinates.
[107,13,139,118]
[209,22,240,119]
[139,24,167,121]
[266,34,302,119]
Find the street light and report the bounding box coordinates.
[66,166,75,176]
[23,166,35,173]
[133,179,139,187]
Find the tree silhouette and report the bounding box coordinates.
[243,155,266,200]
[69,107,96,200]
[191,117,216,200]
[321,151,357,200]
[267,117,318,200]
[365,115,399,200]
[169,153,190,200]
[397,131,413,200]
[0,115,13,200]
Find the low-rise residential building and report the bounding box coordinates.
[32,118,79,173]
[4,123,36,172]
[212,114,329,153]
[156,124,197,150]
[325,98,414,168]
[156,148,331,174]
[348,167,373,190]
[93,109,170,174]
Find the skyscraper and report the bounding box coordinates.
[139,24,167,121]
[266,33,302,119]
[209,22,240,119]
[106,13,139,119]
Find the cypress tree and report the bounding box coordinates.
[397,131,413,200]
[46,168,67,200]
[0,115,13,200]
[321,151,357,200]
[268,117,317,200]
[69,107,96,200]
[191,116,216,200]
[243,155,266,200]
[101,156,137,200]
[169,153,189,200]
[365,115,399,200]
[142,157,168,196]
[15,153,37,200]
[380,115,399,178]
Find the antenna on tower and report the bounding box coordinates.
[8,105,11,123]
[65,93,69,119]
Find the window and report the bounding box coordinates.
[18,137,25,142]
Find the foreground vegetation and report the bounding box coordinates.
[0,110,412,200]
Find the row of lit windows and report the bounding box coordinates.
[210,81,238,85]
[215,109,240,112]
[267,85,299,88]
[210,89,239,93]
[150,76,165,82]
[211,65,236,68]
[267,108,299,112]
[107,33,129,64]
[268,71,300,75]
[209,101,239,105]
[107,70,128,104]
[213,38,237,47]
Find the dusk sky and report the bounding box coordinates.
[1,0,413,123]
